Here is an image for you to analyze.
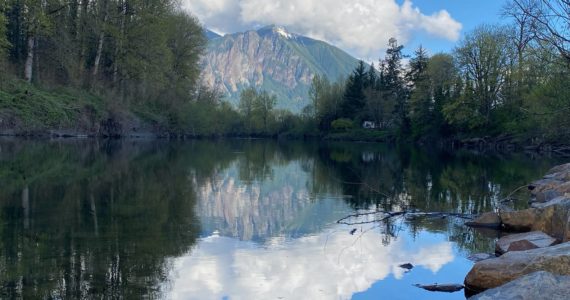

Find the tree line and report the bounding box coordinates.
[306,0,570,144]
[1,0,568,141]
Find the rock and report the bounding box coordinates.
[532,196,570,209]
[464,242,570,293]
[465,212,501,229]
[495,231,558,254]
[399,263,414,270]
[468,253,496,262]
[528,178,563,194]
[413,283,464,293]
[547,163,570,175]
[534,189,563,203]
[544,171,570,182]
[533,182,570,202]
[500,199,570,242]
[506,240,539,252]
[470,271,570,300]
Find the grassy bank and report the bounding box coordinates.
[0,78,168,137]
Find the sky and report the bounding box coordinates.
[183,0,509,60]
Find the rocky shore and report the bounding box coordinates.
[464,163,570,299]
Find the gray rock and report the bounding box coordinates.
[544,171,570,182]
[547,163,570,175]
[500,199,570,242]
[470,271,570,300]
[495,231,558,254]
[468,253,496,262]
[534,189,563,203]
[464,242,570,293]
[528,178,564,194]
[465,212,501,229]
[532,196,570,209]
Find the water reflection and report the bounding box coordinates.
[170,225,455,300]
[0,139,563,299]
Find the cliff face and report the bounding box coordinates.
[201,26,359,112]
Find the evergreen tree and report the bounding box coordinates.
[341,60,367,120]
[381,38,408,132]
[407,46,431,138]
[367,63,377,88]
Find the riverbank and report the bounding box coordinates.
[0,78,167,138]
[2,79,569,156]
[464,162,570,298]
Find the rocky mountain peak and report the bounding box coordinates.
[201,26,359,112]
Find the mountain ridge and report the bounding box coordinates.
[201,25,360,112]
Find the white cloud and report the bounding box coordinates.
[183,0,462,58]
[167,227,455,299]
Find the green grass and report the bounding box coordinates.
[0,78,106,129]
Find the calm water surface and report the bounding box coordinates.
[0,139,563,299]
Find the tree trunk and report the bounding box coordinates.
[113,0,127,85]
[22,186,29,229]
[24,35,35,82]
[77,0,89,79]
[92,12,108,78]
[90,193,99,236]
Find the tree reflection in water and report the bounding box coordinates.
[0,139,563,298]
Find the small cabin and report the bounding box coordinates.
[362,121,377,129]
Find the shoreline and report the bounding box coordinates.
[1,129,569,157]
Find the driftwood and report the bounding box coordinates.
[414,283,464,293]
[337,210,474,226]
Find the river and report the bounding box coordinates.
[0,139,563,299]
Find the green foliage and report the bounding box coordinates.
[0,78,104,129]
[341,60,368,118]
[0,2,9,60]
[451,25,512,129]
[331,118,354,131]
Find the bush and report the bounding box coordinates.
[331,118,354,131]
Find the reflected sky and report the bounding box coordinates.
[173,147,485,300]
[168,223,462,300]
[0,139,563,299]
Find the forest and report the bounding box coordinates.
[304,0,570,147]
[0,0,569,147]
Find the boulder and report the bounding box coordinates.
[532,196,570,209]
[464,242,570,293]
[495,231,558,254]
[534,189,563,203]
[547,163,570,175]
[500,199,570,242]
[528,178,564,194]
[544,171,570,182]
[470,271,570,300]
[465,212,501,229]
[532,182,570,202]
[467,253,496,262]
[506,240,538,252]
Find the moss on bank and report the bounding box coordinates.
[0,78,106,131]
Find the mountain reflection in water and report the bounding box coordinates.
[0,139,563,299]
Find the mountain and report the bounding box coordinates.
[201,25,360,112]
[204,29,221,40]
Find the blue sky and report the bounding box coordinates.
[402,0,509,56]
[185,0,511,59]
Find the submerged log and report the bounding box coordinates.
[414,283,464,293]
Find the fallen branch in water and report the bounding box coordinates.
[337,210,474,225]
[498,185,529,204]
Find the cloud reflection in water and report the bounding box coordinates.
[168,226,454,300]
